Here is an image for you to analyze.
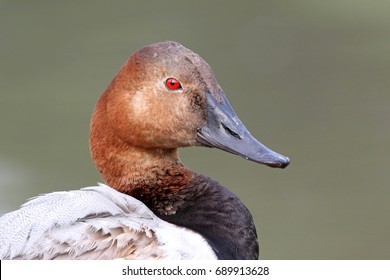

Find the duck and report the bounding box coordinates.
[0,41,289,260]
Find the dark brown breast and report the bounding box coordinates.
[131,172,259,260]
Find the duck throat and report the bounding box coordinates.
[91,133,192,196]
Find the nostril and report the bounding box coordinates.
[221,122,241,139]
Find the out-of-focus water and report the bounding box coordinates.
[1,1,389,259]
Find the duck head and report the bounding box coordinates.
[90,41,289,192]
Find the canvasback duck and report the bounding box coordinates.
[0,41,289,260]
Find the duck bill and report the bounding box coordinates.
[197,92,290,168]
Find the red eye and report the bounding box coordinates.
[165,78,182,90]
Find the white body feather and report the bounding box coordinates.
[0,184,216,260]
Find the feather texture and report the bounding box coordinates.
[0,184,216,260]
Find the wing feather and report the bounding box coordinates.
[0,184,216,260]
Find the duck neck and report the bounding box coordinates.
[98,148,192,197]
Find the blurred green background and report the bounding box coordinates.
[0,0,389,259]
